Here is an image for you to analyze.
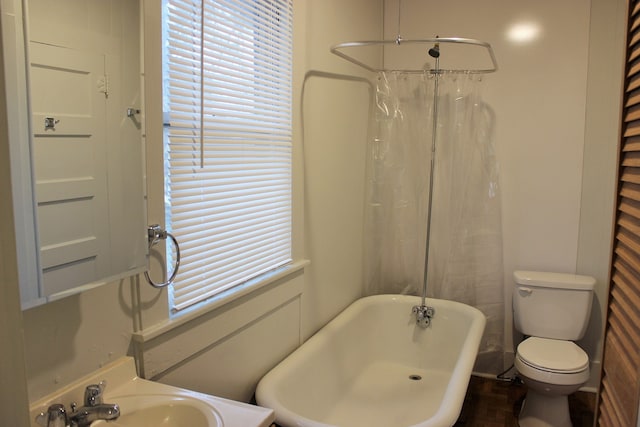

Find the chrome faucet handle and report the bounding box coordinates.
[35,403,68,427]
[84,380,107,407]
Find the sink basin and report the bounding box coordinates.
[91,395,221,427]
[29,357,274,427]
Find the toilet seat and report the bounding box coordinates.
[515,337,590,387]
[517,337,589,373]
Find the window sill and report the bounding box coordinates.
[132,259,309,344]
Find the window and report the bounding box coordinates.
[163,0,293,314]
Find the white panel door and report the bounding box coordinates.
[29,41,110,297]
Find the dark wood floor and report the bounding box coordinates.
[269,375,595,427]
[456,376,595,427]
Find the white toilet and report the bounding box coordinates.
[512,270,595,427]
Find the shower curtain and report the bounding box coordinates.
[364,71,504,375]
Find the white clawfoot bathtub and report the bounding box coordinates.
[256,295,486,427]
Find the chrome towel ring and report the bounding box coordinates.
[144,224,181,288]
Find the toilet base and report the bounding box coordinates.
[518,390,572,427]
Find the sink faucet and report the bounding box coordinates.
[36,382,120,427]
[70,382,120,427]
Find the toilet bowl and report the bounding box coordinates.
[514,337,589,427]
[512,271,595,427]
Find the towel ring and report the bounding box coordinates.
[144,224,181,289]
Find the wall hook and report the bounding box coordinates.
[44,117,60,130]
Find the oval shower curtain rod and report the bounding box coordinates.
[330,37,498,74]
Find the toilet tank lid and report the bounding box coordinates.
[513,270,596,290]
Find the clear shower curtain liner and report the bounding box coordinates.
[364,71,504,375]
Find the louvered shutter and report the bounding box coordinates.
[598,1,640,425]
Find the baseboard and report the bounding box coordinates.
[580,359,601,393]
[471,351,599,391]
[482,351,599,392]
[471,351,517,381]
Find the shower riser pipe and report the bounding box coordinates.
[413,49,439,328]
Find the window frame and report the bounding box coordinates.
[162,0,294,316]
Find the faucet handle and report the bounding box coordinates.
[84,380,107,407]
[35,403,68,427]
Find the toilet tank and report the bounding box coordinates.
[513,270,595,340]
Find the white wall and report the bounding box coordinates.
[146,0,382,399]
[18,0,381,406]
[6,0,625,418]
[22,278,140,400]
[298,0,382,340]
[577,0,626,385]
[383,0,624,389]
[20,0,146,402]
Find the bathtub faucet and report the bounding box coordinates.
[412,304,435,328]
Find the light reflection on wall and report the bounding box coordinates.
[506,22,541,44]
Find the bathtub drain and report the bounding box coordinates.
[408,375,422,381]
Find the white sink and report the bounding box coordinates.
[29,357,274,427]
[90,395,222,427]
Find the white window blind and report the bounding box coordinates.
[163,0,293,313]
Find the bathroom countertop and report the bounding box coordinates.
[29,357,275,427]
